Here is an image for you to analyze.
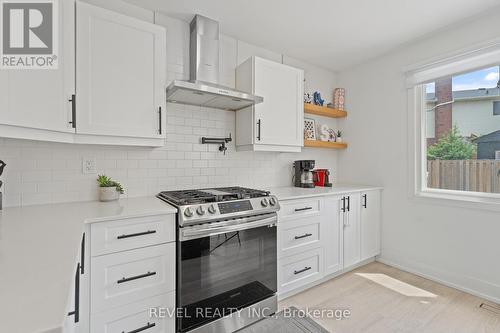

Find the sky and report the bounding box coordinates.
[425,66,499,93]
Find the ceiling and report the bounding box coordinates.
[123,0,500,71]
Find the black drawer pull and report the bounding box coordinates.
[123,322,156,333]
[294,266,312,275]
[294,233,313,240]
[294,207,313,212]
[117,271,156,284]
[117,230,156,239]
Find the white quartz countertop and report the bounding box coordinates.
[267,184,382,200]
[0,197,176,333]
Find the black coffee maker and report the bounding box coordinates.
[294,160,315,188]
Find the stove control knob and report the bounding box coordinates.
[208,204,217,214]
[261,198,269,207]
[184,207,194,218]
[269,197,277,206]
[196,206,206,216]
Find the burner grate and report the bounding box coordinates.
[157,187,270,206]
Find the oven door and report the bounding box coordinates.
[177,213,277,333]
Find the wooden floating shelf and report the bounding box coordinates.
[304,103,347,118]
[304,140,347,149]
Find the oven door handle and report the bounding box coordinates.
[180,214,277,241]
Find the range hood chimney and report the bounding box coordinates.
[165,15,263,111]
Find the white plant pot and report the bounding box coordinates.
[99,186,120,202]
[336,137,343,143]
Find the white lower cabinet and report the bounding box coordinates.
[341,194,361,269]
[66,214,176,333]
[277,189,381,298]
[323,197,343,276]
[360,190,381,260]
[279,248,323,294]
[91,243,175,313]
[90,292,175,333]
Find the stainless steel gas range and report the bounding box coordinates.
[157,187,280,333]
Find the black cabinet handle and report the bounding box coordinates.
[122,322,156,333]
[158,106,162,135]
[117,230,156,239]
[347,196,350,212]
[117,271,156,284]
[80,233,85,275]
[362,194,367,208]
[341,197,346,212]
[68,94,76,128]
[294,233,313,240]
[294,266,312,275]
[294,207,312,212]
[257,119,261,141]
[68,263,80,323]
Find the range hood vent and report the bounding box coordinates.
[166,15,263,111]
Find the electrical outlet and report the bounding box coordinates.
[82,156,96,174]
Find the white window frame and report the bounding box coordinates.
[406,39,500,211]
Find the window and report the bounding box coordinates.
[420,65,500,195]
[494,101,500,116]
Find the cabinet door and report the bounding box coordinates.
[343,194,360,269]
[323,197,343,275]
[76,2,166,138]
[360,190,381,260]
[0,0,75,134]
[254,57,303,146]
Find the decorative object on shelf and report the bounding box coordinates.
[313,91,325,106]
[319,124,337,142]
[0,160,5,211]
[334,88,345,110]
[97,174,124,202]
[304,93,313,104]
[201,133,232,154]
[304,118,317,140]
[336,130,343,143]
[326,103,334,109]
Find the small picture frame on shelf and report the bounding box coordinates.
[304,118,317,140]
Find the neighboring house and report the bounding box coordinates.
[472,130,500,159]
[426,87,500,141]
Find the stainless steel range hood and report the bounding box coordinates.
[165,15,263,111]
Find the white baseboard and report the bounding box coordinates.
[377,253,500,305]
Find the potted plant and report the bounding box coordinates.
[97,175,124,202]
[336,130,343,143]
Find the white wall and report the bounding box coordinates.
[0,3,339,207]
[338,8,500,302]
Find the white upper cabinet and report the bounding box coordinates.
[360,190,381,261]
[76,2,166,143]
[236,56,304,152]
[0,0,75,140]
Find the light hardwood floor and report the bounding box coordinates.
[278,262,500,333]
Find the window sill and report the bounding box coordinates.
[414,189,500,212]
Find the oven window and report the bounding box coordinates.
[178,225,277,332]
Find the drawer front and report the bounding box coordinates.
[279,218,321,257]
[279,248,323,294]
[91,292,175,333]
[279,198,322,220]
[91,214,175,256]
[91,243,175,313]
